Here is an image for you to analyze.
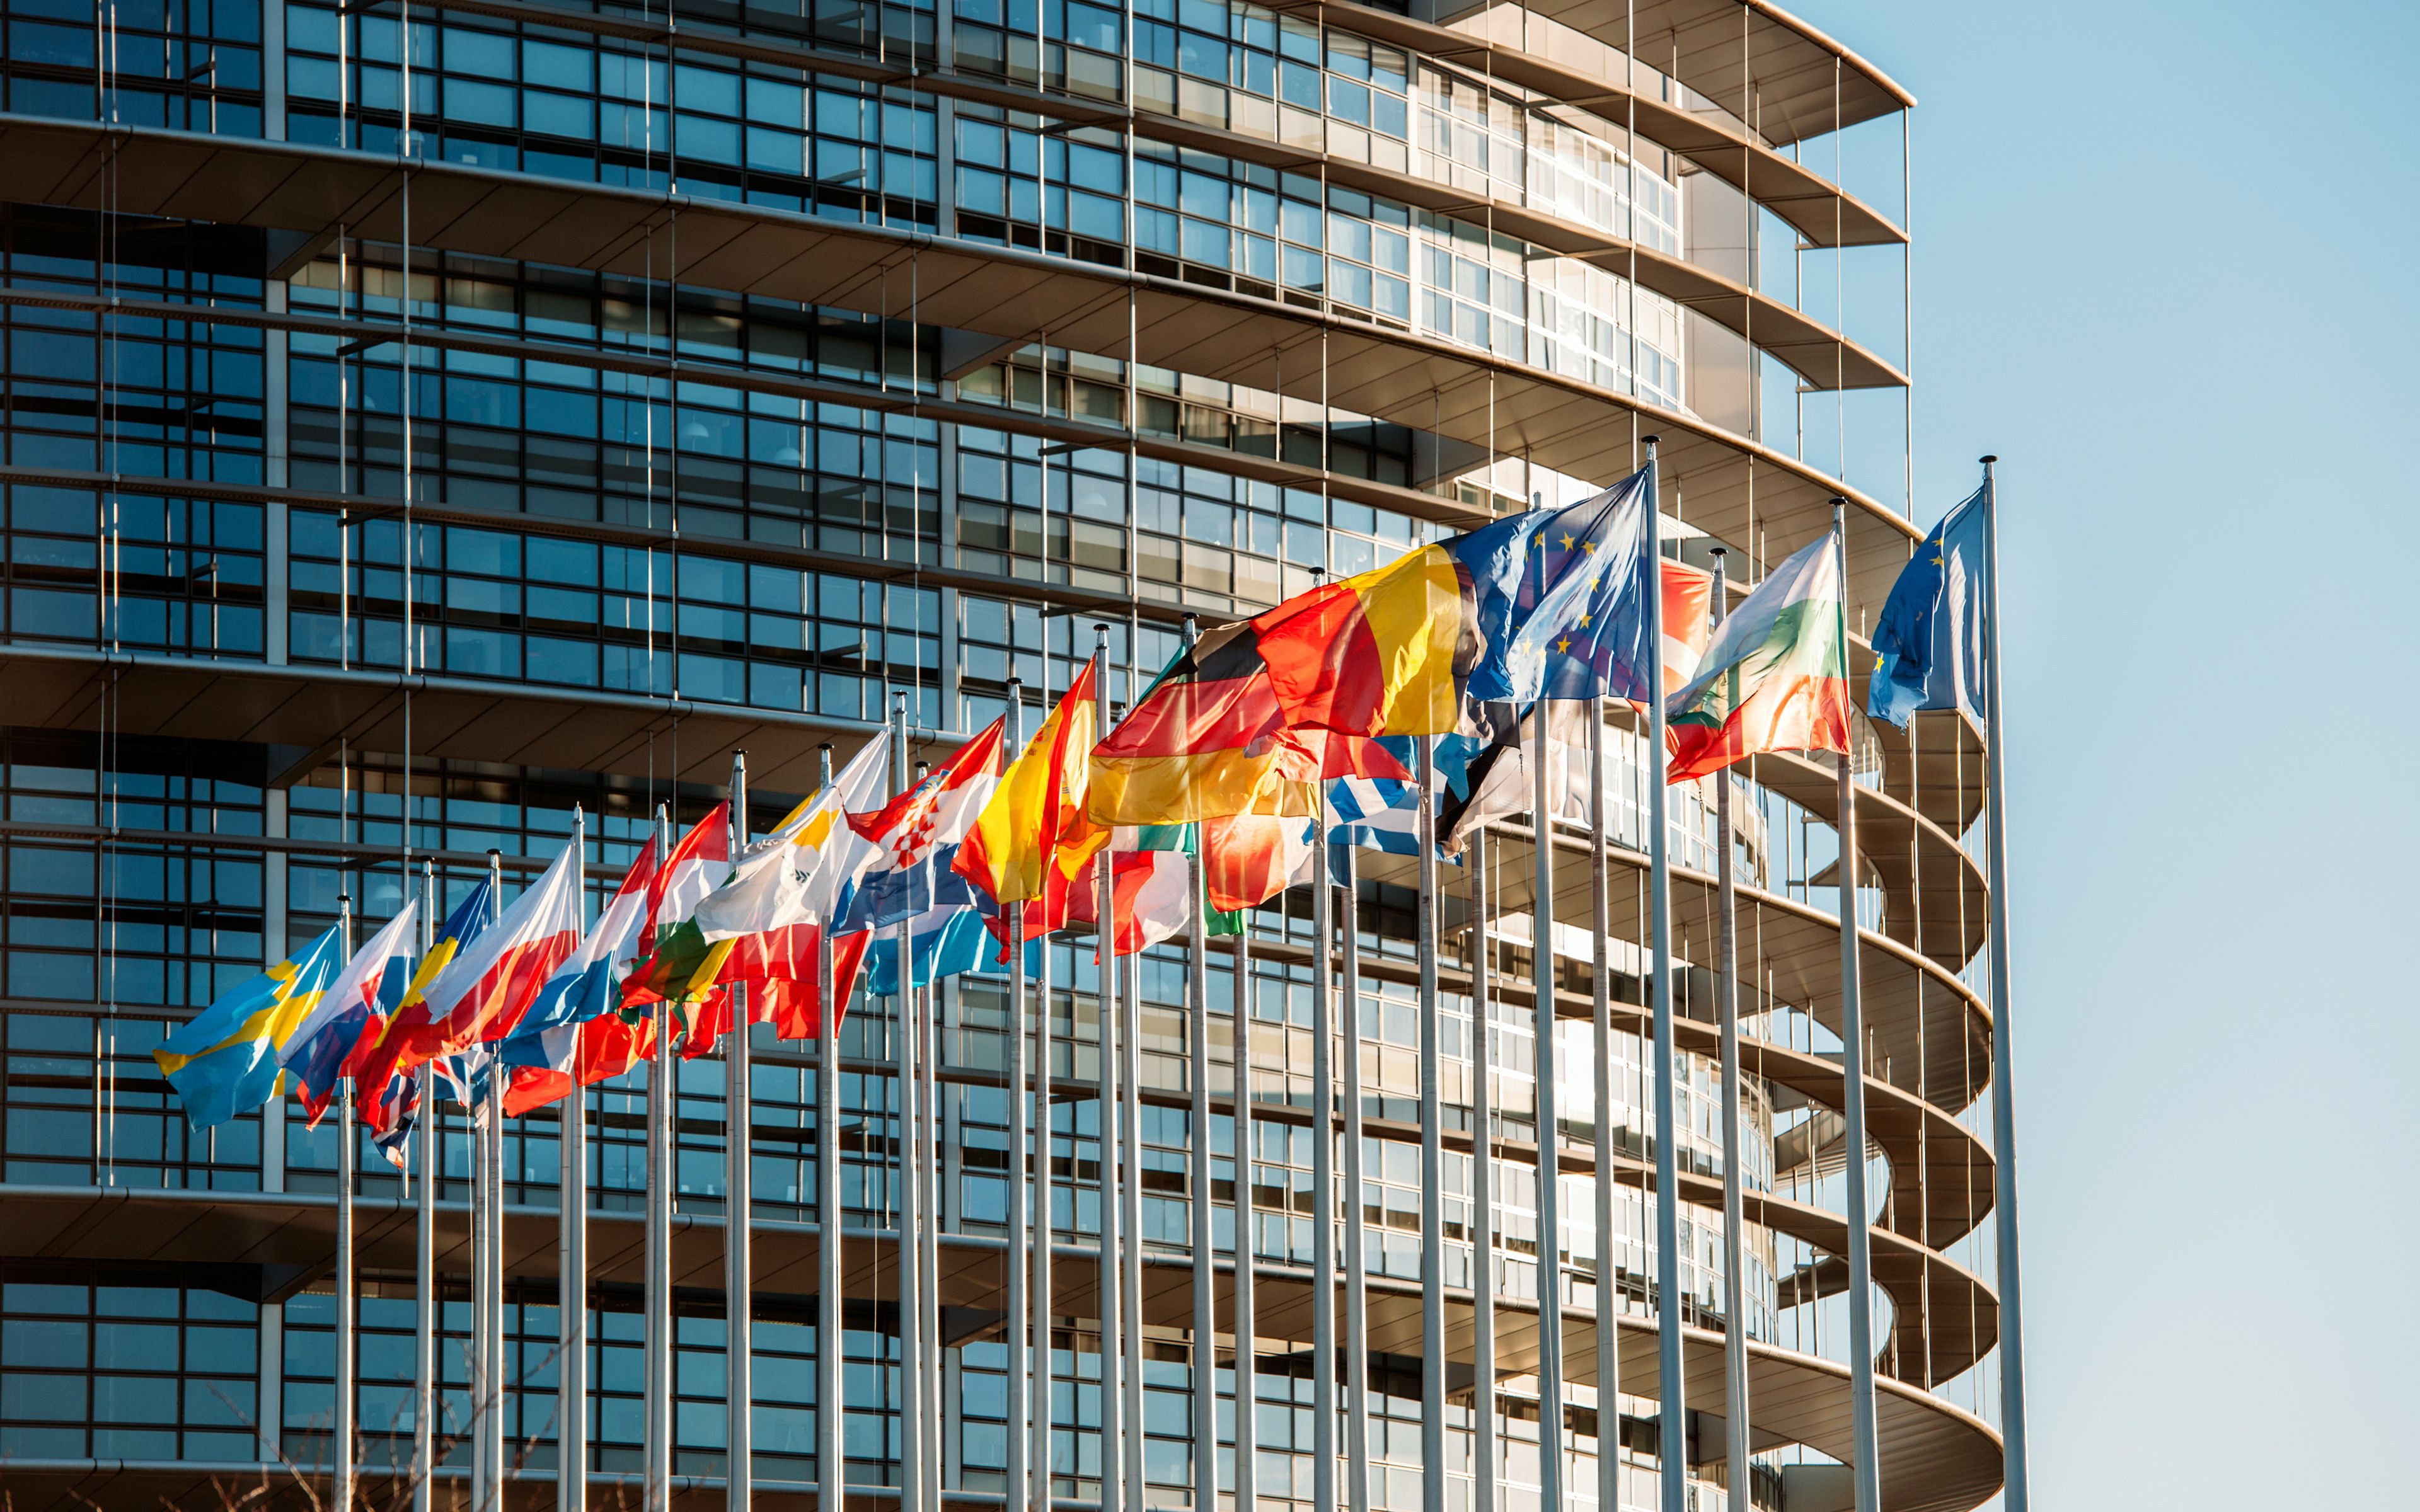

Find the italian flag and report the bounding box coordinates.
[1664,529,1853,784]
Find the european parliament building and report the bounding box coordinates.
[0,0,2022,1509]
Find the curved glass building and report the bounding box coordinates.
[0,1,2014,1509]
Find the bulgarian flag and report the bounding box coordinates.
[1664,529,1853,784]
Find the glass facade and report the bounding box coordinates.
[0,1,2003,1509]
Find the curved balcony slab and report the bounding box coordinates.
[0,117,1928,619]
[1750,748,1988,970]
[340,0,1906,249]
[1,1185,2003,1512]
[1426,0,1915,146]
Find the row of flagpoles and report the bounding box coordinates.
[150,445,2027,1512]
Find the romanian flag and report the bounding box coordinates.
[956,657,1110,905]
[1088,626,1413,827]
[154,927,345,1130]
[1664,530,1852,784]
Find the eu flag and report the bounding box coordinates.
[1449,465,1657,705]
[1869,486,1988,729]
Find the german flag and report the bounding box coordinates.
[1088,617,1415,827]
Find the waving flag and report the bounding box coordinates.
[1457,466,1659,706]
[498,833,664,1109]
[1666,530,1852,783]
[1250,541,1472,738]
[415,841,585,1052]
[957,658,1110,905]
[1868,485,1987,730]
[834,719,1006,937]
[617,804,734,1009]
[1090,629,1413,827]
[350,878,495,1143]
[284,900,420,1124]
[154,927,345,1130]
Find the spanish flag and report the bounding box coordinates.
[955,656,1110,905]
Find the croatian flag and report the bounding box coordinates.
[834,719,1007,938]
[500,833,664,1111]
[282,899,420,1122]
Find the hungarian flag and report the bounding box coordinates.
[1089,624,1413,827]
[956,656,1110,905]
[1665,529,1852,783]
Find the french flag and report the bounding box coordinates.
[499,833,664,1110]
[283,899,420,1123]
[420,839,585,1055]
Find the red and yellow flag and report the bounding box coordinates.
[955,658,1109,904]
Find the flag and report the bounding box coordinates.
[1201,811,1315,914]
[834,719,1007,937]
[1250,540,1475,737]
[1657,561,1716,697]
[1664,530,1852,784]
[956,657,1110,904]
[863,903,997,996]
[349,878,495,1143]
[1089,630,1413,827]
[1867,485,1986,730]
[627,746,889,1022]
[412,840,585,1053]
[367,1072,420,1169]
[618,804,735,1009]
[498,832,664,1106]
[1441,701,1595,852]
[284,900,420,1125]
[153,927,345,1130]
[1062,843,1193,958]
[1456,466,1663,706]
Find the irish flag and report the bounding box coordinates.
[1664,530,1852,784]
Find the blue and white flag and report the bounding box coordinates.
[1868,484,1988,730]
[280,900,418,1114]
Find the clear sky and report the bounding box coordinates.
[1785,1,2420,1505]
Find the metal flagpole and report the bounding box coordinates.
[1978,455,2032,1512]
[1470,830,1497,1512]
[1709,551,1751,1512]
[727,754,753,1512]
[1585,706,1615,1512]
[1118,945,1144,1511]
[483,849,506,1512]
[814,742,848,1512]
[1340,842,1372,1512]
[563,807,589,1512]
[646,809,674,1512]
[890,694,925,1512]
[1001,687,1030,1512]
[1230,919,1256,1512]
[1177,628,1216,1512]
[414,862,437,1512]
[1414,737,1445,1512]
[337,896,356,1512]
[1310,770,1337,1512]
[1034,854,1056,1512]
[1641,437,1688,1512]
[1831,500,1883,1512]
[1090,627,1124,1512]
[1528,704,1566,1512]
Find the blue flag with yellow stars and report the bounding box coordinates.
[1454,465,1657,706]
[1868,484,1988,730]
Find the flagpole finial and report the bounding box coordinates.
[1980,454,1999,465]
[1641,433,1659,448]
[1710,546,1726,558]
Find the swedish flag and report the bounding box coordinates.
[153,927,347,1130]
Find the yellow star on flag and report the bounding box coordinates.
[1556,636,1571,654]
[1559,532,1576,550]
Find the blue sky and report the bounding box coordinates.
[1785,1,2420,1504]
